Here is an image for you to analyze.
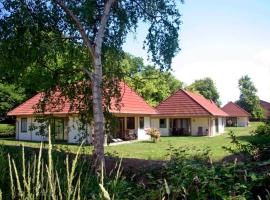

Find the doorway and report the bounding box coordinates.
[215,118,219,133]
[116,117,125,139]
[170,118,191,136]
[51,118,66,141]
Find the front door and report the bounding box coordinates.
[53,118,65,141]
[117,117,125,139]
[170,118,191,136]
[215,118,219,133]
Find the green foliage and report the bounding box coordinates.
[0,141,269,199]
[236,75,264,118]
[186,77,221,106]
[254,124,270,136]
[224,129,270,162]
[0,0,183,140]
[123,54,183,106]
[0,84,25,118]
[223,130,260,161]
[0,124,15,137]
[146,146,270,199]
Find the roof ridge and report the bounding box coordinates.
[7,93,42,116]
[181,90,213,116]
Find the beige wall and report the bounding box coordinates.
[191,117,210,136]
[150,117,169,136]
[237,117,249,127]
[151,117,225,137]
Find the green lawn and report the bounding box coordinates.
[0,123,15,130]
[0,122,265,161]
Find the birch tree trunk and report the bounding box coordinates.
[91,0,115,171]
[54,0,115,171]
[91,57,105,170]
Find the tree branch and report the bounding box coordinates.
[94,0,116,55]
[52,0,95,60]
[81,67,93,79]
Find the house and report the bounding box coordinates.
[222,102,250,127]
[153,90,228,136]
[7,82,156,143]
[260,100,270,119]
[8,83,228,143]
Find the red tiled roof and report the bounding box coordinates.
[7,82,157,116]
[260,100,270,118]
[156,89,228,117]
[110,82,157,114]
[260,100,270,109]
[222,102,250,117]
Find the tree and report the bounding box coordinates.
[186,77,221,106]
[236,75,263,119]
[122,54,183,106]
[0,83,25,121]
[0,0,182,170]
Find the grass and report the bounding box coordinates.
[0,123,15,137]
[0,124,12,128]
[0,122,266,161]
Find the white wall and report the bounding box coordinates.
[16,116,92,144]
[137,117,151,140]
[16,117,48,141]
[150,118,169,136]
[218,118,225,134]
[68,116,92,144]
[211,117,225,136]
[191,117,210,136]
[237,117,249,127]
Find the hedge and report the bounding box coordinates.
[0,124,15,137]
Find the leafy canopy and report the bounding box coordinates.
[0,0,182,113]
[236,75,263,119]
[0,83,25,120]
[122,54,183,106]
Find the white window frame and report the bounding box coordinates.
[21,118,28,133]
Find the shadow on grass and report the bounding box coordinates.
[0,137,92,147]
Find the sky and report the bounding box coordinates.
[123,0,270,106]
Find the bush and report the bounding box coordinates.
[145,128,160,142]
[253,124,270,136]
[0,124,15,137]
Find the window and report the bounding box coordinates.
[126,117,135,129]
[139,117,144,129]
[159,118,166,128]
[21,118,27,133]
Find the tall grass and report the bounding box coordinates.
[7,128,83,199]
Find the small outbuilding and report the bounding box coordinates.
[154,90,228,136]
[222,102,250,127]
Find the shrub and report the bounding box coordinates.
[145,128,160,142]
[0,124,15,137]
[253,124,270,136]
